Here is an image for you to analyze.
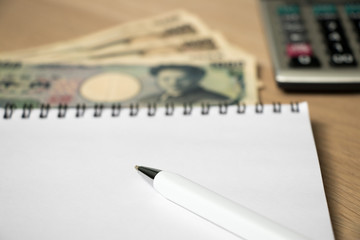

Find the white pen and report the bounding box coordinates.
[135,165,310,240]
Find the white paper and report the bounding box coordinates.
[0,102,334,240]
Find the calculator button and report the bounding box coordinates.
[289,55,321,68]
[319,20,344,34]
[323,20,340,31]
[330,53,357,67]
[286,33,308,43]
[345,4,360,17]
[328,42,351,54]
[282,22,305,32]
[313,4,337,15]
[287,43,312,57]
[326,31,346,43]
[277,5,299,15]
[280,14,301,22]
[313,4,338,20]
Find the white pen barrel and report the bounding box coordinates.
[153,171,310,240]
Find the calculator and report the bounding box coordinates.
[260,0,360,91]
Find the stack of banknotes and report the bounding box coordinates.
[0,10,259,108]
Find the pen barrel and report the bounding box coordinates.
[153,171,309,240]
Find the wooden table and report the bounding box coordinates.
[0,0,359,239]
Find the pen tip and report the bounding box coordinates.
[135,165,139,170]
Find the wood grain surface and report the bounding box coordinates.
[0,0,359,239]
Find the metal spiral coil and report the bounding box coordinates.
[2,102,301,119]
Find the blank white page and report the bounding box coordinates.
[0,102,334,240]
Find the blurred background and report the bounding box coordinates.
[0,0,359,239]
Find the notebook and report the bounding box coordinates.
[0,102,334,240]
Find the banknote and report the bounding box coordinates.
[84,33,257,64]
[69,45,259,101]
[1,36,259,106]
[0,10,209,61]
[0,59,254,108]
[0,9,260,108]
[18,32,231,64]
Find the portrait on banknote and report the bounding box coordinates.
[141,64,230,103]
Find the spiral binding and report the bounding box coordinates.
[40,104,50,118]
[165,103,174,116]
[2,102,300,119]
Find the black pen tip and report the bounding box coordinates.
[135,165,161,179]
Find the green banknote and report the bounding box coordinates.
[0,60,252,108]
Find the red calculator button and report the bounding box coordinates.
[286,43,312,57]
